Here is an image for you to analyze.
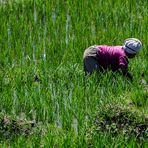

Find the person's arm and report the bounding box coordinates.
[120,65,133,81]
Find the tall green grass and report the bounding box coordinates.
[0,0,148,147]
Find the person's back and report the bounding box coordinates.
[97,45,128,71]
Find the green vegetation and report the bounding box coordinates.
[0,0,148,147]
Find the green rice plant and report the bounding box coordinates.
[0,0,148,147]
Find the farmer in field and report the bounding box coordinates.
[83,38,142,81]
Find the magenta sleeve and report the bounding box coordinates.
[119,56,128,68]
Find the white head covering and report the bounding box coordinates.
[123,38,142,54]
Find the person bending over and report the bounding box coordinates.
[83,38,142,81]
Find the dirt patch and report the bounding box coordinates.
[86,104,148,141]
[0,113,36,140]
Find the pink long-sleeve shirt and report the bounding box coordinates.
[96,45,128,71]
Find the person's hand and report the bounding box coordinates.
[126,72,133,82]
[120,65,133,82]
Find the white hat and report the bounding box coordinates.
[123,38,142,54]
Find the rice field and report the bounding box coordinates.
[0,0,148,147]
